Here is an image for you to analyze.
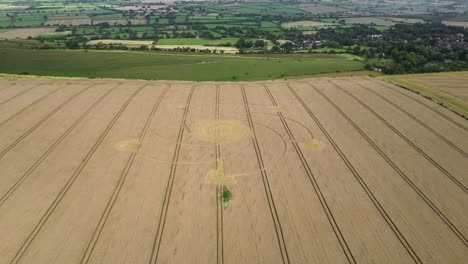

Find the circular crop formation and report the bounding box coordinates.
[192,119,252,145]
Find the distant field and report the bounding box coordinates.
[114,5,163,11]
[311,47,347,53]
[154,45,239,54]
[92,19,128,25]
[343,17,396,26]
[0,45,364,81]
[442,21,468,28]
[156,38,239,46]
[0,28,61,39]
[87,39,154,47]
[216,3,305,15]
[299,4,352,14]
[0,4,29,10]
[276,39,295,45]
[380,72,468,116]
[281,20,335,29]
[45,18,92,26]
[383,17,425,24]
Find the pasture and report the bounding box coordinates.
[0,76,466,263]
[0,45,364,81]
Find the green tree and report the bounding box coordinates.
[65,39,80,49]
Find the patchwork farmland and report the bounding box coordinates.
[0,77,467,264]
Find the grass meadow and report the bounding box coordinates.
[0,45,364,81]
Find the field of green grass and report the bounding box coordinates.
[0,43,364,81]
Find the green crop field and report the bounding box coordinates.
[0,43,364,81]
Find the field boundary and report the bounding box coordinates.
[0,70,374,83]
[368,78,468,132]
[349,79,468,158]
[330,81,468,194]
[378,76,468,119]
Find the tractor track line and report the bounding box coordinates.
[350,79,467,158]
[0,84,40,108]
[80,84,171,264]
[331,81,468,194]
[290,82,422,264]
[262,83,356,264]
[9,85,144,264]
[0,85,118,208]
[241,84,290,264]
[0,85,91,159]
[149,85,196,264]
[0,84,66,128]
[369,78,468,132]
[310,82,468,246]
[215,84,224,264]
